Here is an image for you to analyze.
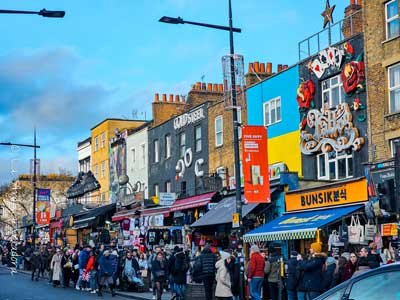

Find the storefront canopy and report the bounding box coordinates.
[243,204,363,243]
[73,203,116,227]
[169,192,216,212]
[191,195,258,227]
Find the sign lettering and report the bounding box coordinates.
[174,107,205,130]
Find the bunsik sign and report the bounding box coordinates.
[242,126,270,203]
[285,178,368,212]
[174,106,205,130]
[36,188,51,225]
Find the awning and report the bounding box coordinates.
[72,223,90,230]
[112,208,140,222]
[141,206,170,217]
[243,204,363,243]
[191,195,258,227]
[170,192,216,212]
[72,203,116,227]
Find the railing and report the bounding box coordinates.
[298,9,362,61]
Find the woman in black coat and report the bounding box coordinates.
[322,257,336,292]
[151,252,168,300]
[171,249,189,300]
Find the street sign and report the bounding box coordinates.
[159,192,176,206]
[232,212,240,228]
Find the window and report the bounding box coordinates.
[94,164,98,178]
[237,107,242,139]
[94,136,99,152]
[165,134,171,158]
[165,181,171,193]
[216,166,227,187]
[385,0,399,40]
[140,144,146,169]
[347,271,400,299]
[154,184,159,197]
[101,161,105,178]
[389,63,400,113]
[131,148,136,170]
[180,181,187,195]
[195,126,202,152]
[263,97,281,126]
[215,116,223,147]
[179,132,186,157]
[390,138,400,157]
[101,193,106,204]
[317,151,353,180]
[321,75,345,108]
[153,140,159,163]
[101,132,106,148]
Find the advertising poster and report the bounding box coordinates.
[242,126,270,203]
[36,188,51,225]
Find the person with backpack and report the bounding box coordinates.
[264,249,280,300]
[197,243,217,300]
[171,247,189,300]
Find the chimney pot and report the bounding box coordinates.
[201,82,206,90]
[277,64,283,72]
[196,82,201,90]
[283,64,288,70]
[260,63,266,73]
[207,83,212,91]
[169,94,174,102]
[218,84,224,92]
[162,94,167,102]
[248,62,254,73]
[213,83,219,92]
[266,62,272,74]
[154,93,159,102]
[254,61,260,73]
[175,95,180,102]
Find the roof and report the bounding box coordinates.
[127,121,151,135]
[90,118,148,130]
[77,137,91,147]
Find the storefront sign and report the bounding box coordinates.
[242,126,270,203]
[269,162,287,181]
[36,188,51,225]
[175,148,204,178]
[381,223,398,237]
[159,192,176,206]
[174,106,205,130]
[285,178,368,212]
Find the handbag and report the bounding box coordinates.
[348,215,363,244]
[141,269,148,277]
[364,220,376,241]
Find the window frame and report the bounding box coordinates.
[165,134,171,159]
[385,0,400,40]
[195,126,202,152]
[317,150,354,180]
[94,164,98,178]
[321,74,345,109]
[101,161,105,178]
[179,132,186,157]
[94,136,99,152]
[388,63,400,113]
[263,97,282,126]
[215,115,223,147]
[153,139,159,163]
[390,137,400,157]
[154,184,159,198]
[165,181,171,193]
[140,143,146,169]
[101,132,106,148]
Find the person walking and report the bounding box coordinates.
[248,245,265,300]
[122,251,144,286]
[331,256,347,287]
[85,250,98,293]
[76,246,91,291]
[98,250,116,297]
[297,242,326,300]
[285,251,299,300]
[228,252,241,300]
[368,242,383,269]
[31,250,41,281]
[197,243,217,300]
[264,249,280,300]
[342,253,357,281]
[148,247,162,300]
[321,256,336,292]
[171,247,189,300]
[61,249,73,288]
[51,249,63,287]
[215,251,233,300]
[151,251,168,300]
[352,247,370,277]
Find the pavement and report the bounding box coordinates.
[0,266,170,300]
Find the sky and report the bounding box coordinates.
[0,0,349,184]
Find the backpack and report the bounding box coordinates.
[191,256,203,283]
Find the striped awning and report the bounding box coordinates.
[243,205,363,243]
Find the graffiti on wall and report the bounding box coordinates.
[109,131,127,203]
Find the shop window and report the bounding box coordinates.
[389,63,400,113]
[165,134,171,159]
[195,126,202,152]
[153,139,159,163]
[390,138,400,157]
[101,161,105,178]
[101,132,106,148]
[165,181,171,193]
[385,0,399,40]
[131,147,136,170]
[263,97,281,126]
[154,184,159,197]
[179,132,186,157]
[321,75,345,108]
[216,166,227,187]
[94,136,99,152]
[317,150,353,180]
[215,116,223,147]
[140,143,146,169]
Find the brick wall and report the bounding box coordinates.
[187,82,224,108]
[152,93,186,127]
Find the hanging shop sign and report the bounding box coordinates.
[36,188,51,225]
[285,178,368,212]
[242,126,271,203]
[174,106,205,130]
[300,103,365,155]
[175,148,204,178]
[381,223,398,237]
[269,162,287,181]
[159,192,176,206]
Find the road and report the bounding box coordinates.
[0,267,122,300]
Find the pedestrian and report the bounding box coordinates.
[214,251,233,300]
[264,249,280,300]
[227,252,240,300]
[71,249,80,287]
[368,242,383,269]
[197,243,217,300]
[31,250,41,281]
[51,249,63,287]
[352,247,370,277]
[382,240,396,264]
[149,247,162,300]
[285,251,299,300]
[297,242,326,300]
[62,249,73,288]
[47,247,55,284]
[171,247,189,300]
[85,250,98,293]
[332,256,347,287]
[39,248,47,278]
[248,244,265,300]
[342,252,357,281]
[98,250,116,297]
[76,246,91,291]
[122,251,144,286]
[321,256,336,292]
[168,246,179,299]
[151,251,168,300]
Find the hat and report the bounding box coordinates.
[219,251,231,261]
[290,251,298,257]
[310,242,322,253]
[250,245,260,253]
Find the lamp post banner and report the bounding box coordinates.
[36,188,51,225]
[242,126,270,203]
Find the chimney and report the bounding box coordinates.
[343,0,363,38]
[248,62,254,73]
[213,83,219,92]
[175,95,180,102]
[195,82,201,90]
[162,94,167,102]
[152,91,186,127]
[201,82,206,90]
[168,94,173,102]
[254,61,260,72]
[219,84,224,92]
[277,64,283,72]
[154,93,160,102]
[207,83,213,91]
[260,63,266,73]
[266,62,272,74]
[283,64,288,70]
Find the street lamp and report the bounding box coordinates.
[1,129,40,248]
[159,0,244,298]
[0,9,65,18]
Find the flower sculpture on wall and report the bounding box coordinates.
[341,59,365,94]
[297,80,316,130]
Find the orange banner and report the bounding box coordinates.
[242,126,270,203]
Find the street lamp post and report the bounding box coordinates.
[1,129,40,248]
[159,1,244,298]
[0,9,65,18]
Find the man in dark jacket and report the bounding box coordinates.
[285,251,299,300]
[98,250,116,297]
[31,250,41,281]
[198,243,216,300]
[297,242,326,300]
[171,248,189,300]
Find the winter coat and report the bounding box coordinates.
[367,253,382,269]
[248,252,265,279]
[264,255,280,283]
[99,255,115,277]
[31,253,42,269]
[171,251,189,285]
[198,247,216,279]
[152,258,168,282]
[322,262,336,291]
[85,256,95,273]
[297,253,327,292]
[78,249,90,269]
[51,253,63,281]
[352,257,371,277]
[285,257,300,291]
[215,255,233,298]
[342,261,357,282]
[228,258,240,296]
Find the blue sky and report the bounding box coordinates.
[0,0,348,184]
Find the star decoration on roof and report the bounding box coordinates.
[321,0,336,28]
